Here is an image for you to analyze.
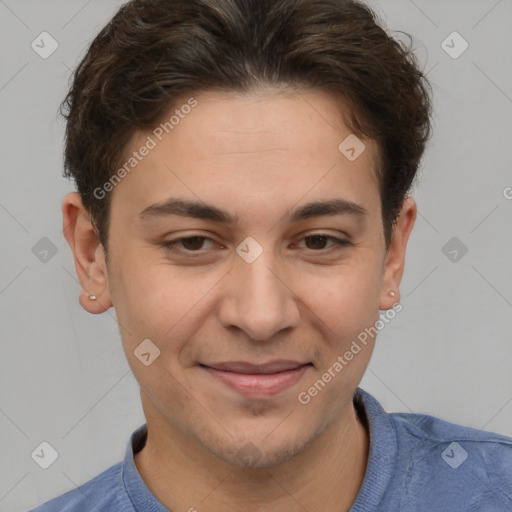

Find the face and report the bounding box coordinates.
[64,88,415,467]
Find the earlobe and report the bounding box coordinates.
[378,196,417,310]
[61,192,112,314]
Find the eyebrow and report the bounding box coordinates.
[139,197,367,224]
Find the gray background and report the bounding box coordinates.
[1,0,511,510]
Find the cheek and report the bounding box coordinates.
[297,255,382,332]
[106,255,177,362]
[113,263,225,364]
[109,246,178,320]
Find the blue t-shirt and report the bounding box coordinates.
[31,388,512,511]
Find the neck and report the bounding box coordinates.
[134,396,369,512]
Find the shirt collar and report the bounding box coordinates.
[349,387,398,510]
[122,422,170,511]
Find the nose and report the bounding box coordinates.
[218,252,301,341]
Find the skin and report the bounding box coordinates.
[62,87,416,512]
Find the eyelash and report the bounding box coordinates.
[160,234,351,255]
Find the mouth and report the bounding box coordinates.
[199,360,313,397]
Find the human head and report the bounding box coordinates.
[61,0,431,471]
[61,0,432,258]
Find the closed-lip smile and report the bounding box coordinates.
[200,360,312,396]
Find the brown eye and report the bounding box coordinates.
[304,235,329,250]
[298,234,350,251]
[161,233,350,256]
[180,236,207,251]
[161,236,215,252]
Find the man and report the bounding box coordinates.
[32,0,512,510]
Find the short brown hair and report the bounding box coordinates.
[61,0,433,255]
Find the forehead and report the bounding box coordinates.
[169,87,379,163]
[110,88,382,222]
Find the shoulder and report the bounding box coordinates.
[354,388,512,510]
[389,410,512,509]
[390,408,512,461]
[30,462,132,512]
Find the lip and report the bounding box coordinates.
[200,360,312,397]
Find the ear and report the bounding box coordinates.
[378,196,417,310]
[62,192,112,314]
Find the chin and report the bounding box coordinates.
[207,430,314,469]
